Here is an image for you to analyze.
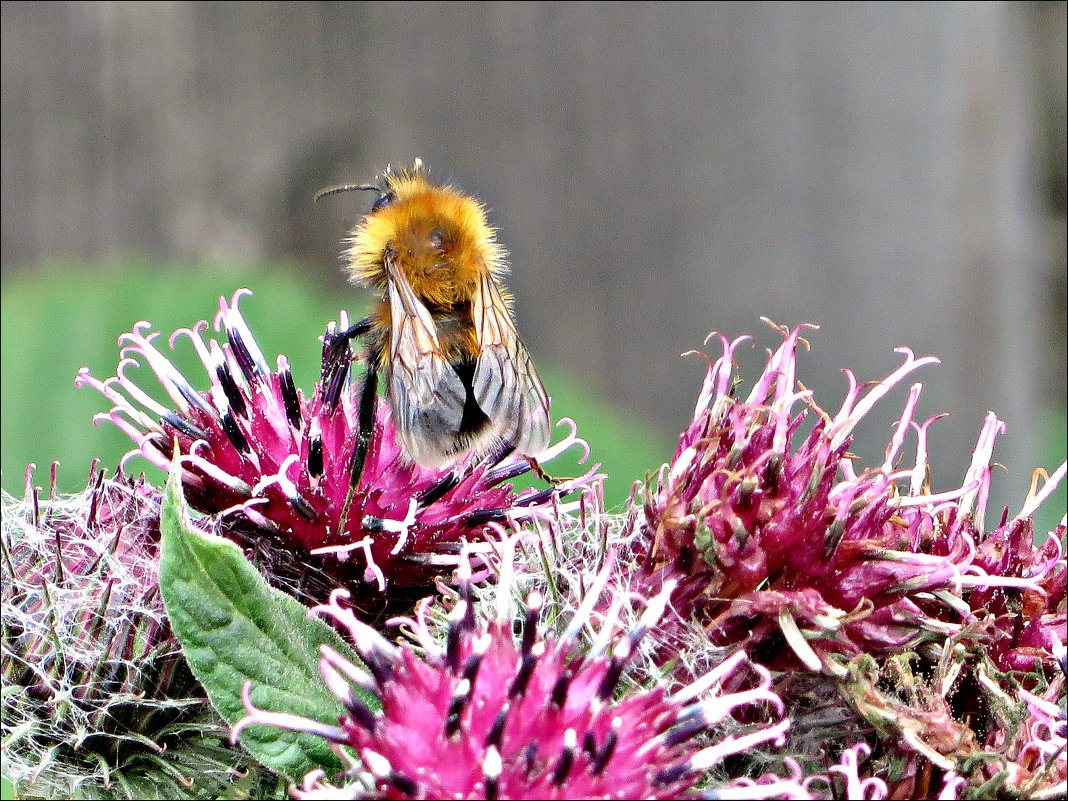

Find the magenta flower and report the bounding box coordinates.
[232,539,792,800]
[629,323,1066,674]
[77,290,596,595]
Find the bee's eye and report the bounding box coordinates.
[371,191,395,213]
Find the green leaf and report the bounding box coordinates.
[158,462,352,780]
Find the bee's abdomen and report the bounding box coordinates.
[451,357,491,438]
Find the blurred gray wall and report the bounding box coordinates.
[3,2,1065,511]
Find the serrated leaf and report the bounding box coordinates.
[158,463,352,780]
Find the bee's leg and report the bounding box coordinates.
[337,365,378,535]
[321,316,374,363]
[524,455,569,485]
[321,316,374,378]
[339,316,375,340]
[321,316,376,413]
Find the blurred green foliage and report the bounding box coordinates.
[1,260,675,512]
[1036,408,1067,541]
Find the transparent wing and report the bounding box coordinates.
[385,257,468,467]
[471,269,552,458]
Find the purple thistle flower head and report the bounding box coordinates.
[77,290,597,598]
[232,537,792,799]
[631,322,1066,674]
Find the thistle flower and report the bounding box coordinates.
[610,322,1066,787]
[76,289,595,598]
[630,322,1067,676]
[1,463,195,796]
[232,538,793,799]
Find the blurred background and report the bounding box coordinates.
[2,2,1065,530]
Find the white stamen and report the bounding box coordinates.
[688,718,790,770]
[829,348,939,450]
[883,383,923,473]
[312,589,398,660]
[559,551,616,645]
[778,609,824,673]
[216,289,271,377]
[361,749,392,778]
[231,681,347,744]
[670,651,749,705]
[483,746,502,779]
[958,412,1005,529]
[383,498,418,555]
[251,454,302,500]
[169,319,213,371]
[319,645,378,694]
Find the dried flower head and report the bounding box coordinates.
[1,464,199,796]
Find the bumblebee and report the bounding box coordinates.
[319,160,551,498]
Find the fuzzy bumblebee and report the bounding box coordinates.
[319,160,551,491]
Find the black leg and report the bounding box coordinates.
[321,315,376,412]
[352,365,379,490]
[338,366,378,535]
[322,315,374,364]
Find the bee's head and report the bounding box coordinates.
[339,160,506,301]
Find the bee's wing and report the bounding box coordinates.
[471,269,552,459]
[385,257,469,467]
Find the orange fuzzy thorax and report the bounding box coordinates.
[344,169,509,309]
